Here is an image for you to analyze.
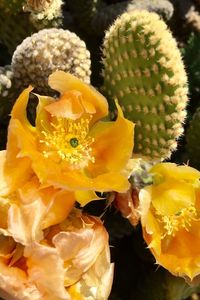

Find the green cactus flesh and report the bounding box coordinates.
[102,11,188,160]
[186,107,200,170]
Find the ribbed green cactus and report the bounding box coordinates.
[186,107,200,170]
[102,11,188,160]
[12,28,91,93]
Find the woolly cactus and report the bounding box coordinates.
[24,0,63,30]
[186,107,200,169]
[11,28,91,93]
[102,11,188,160]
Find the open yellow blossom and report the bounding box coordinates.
[0,209,113,300]
[0,150,75,245]
[4,71,134,203]
[139,163,200,282]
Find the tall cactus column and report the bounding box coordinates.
[102,11,188,160]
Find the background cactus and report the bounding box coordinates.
[0,9,35,54]
[186,107,200,170]
[182,33,200,112]
[11,28,91,93]
[102,10,188,160]
[67,0,174,36]
[24,0,63,30]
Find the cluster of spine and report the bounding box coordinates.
[24,0,63,30]
[0,66,13,98]
[12,28,91,93]
[102,11,188,160]
[186,107,200,169]
[67,0,174,36]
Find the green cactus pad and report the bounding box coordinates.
[186,107,200,170]
[102,11,188,160]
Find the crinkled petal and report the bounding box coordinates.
[0,260,42,300]
[48,71,108,123]
[25,243,70,300]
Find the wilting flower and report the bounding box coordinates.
[139,163,200,281]
[114,188,140,226]
[4,71,134,204]
[0,150,75,245]
[0,209,114,300]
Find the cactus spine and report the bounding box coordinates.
[102,11,188,160]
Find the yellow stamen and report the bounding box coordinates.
[39,116,95,169]
[156,206,198,238]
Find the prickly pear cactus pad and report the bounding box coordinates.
[102,11,188,160]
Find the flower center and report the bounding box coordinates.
[40,116,95,168]
[157,206,198,238]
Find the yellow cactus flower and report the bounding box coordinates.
[139,163,200,282]
[4,71,134,204]
[0,209,114,300]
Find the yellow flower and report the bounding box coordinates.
[4,71,134,204]
[0,209,114,300]
[0,150,75,245]
[139,163,200,281]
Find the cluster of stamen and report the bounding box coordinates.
[156,206,198,238]
[39,116,95,169]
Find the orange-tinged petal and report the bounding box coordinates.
[25,243,70,300]
[48,71,108,123]
[45,91,86,120]
[0,151,9,196]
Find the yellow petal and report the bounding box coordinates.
[0,151,9,196]
[75,190,103,207]
[5,119,35,192]
[89,102,134,175]
[41,190,75,229]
